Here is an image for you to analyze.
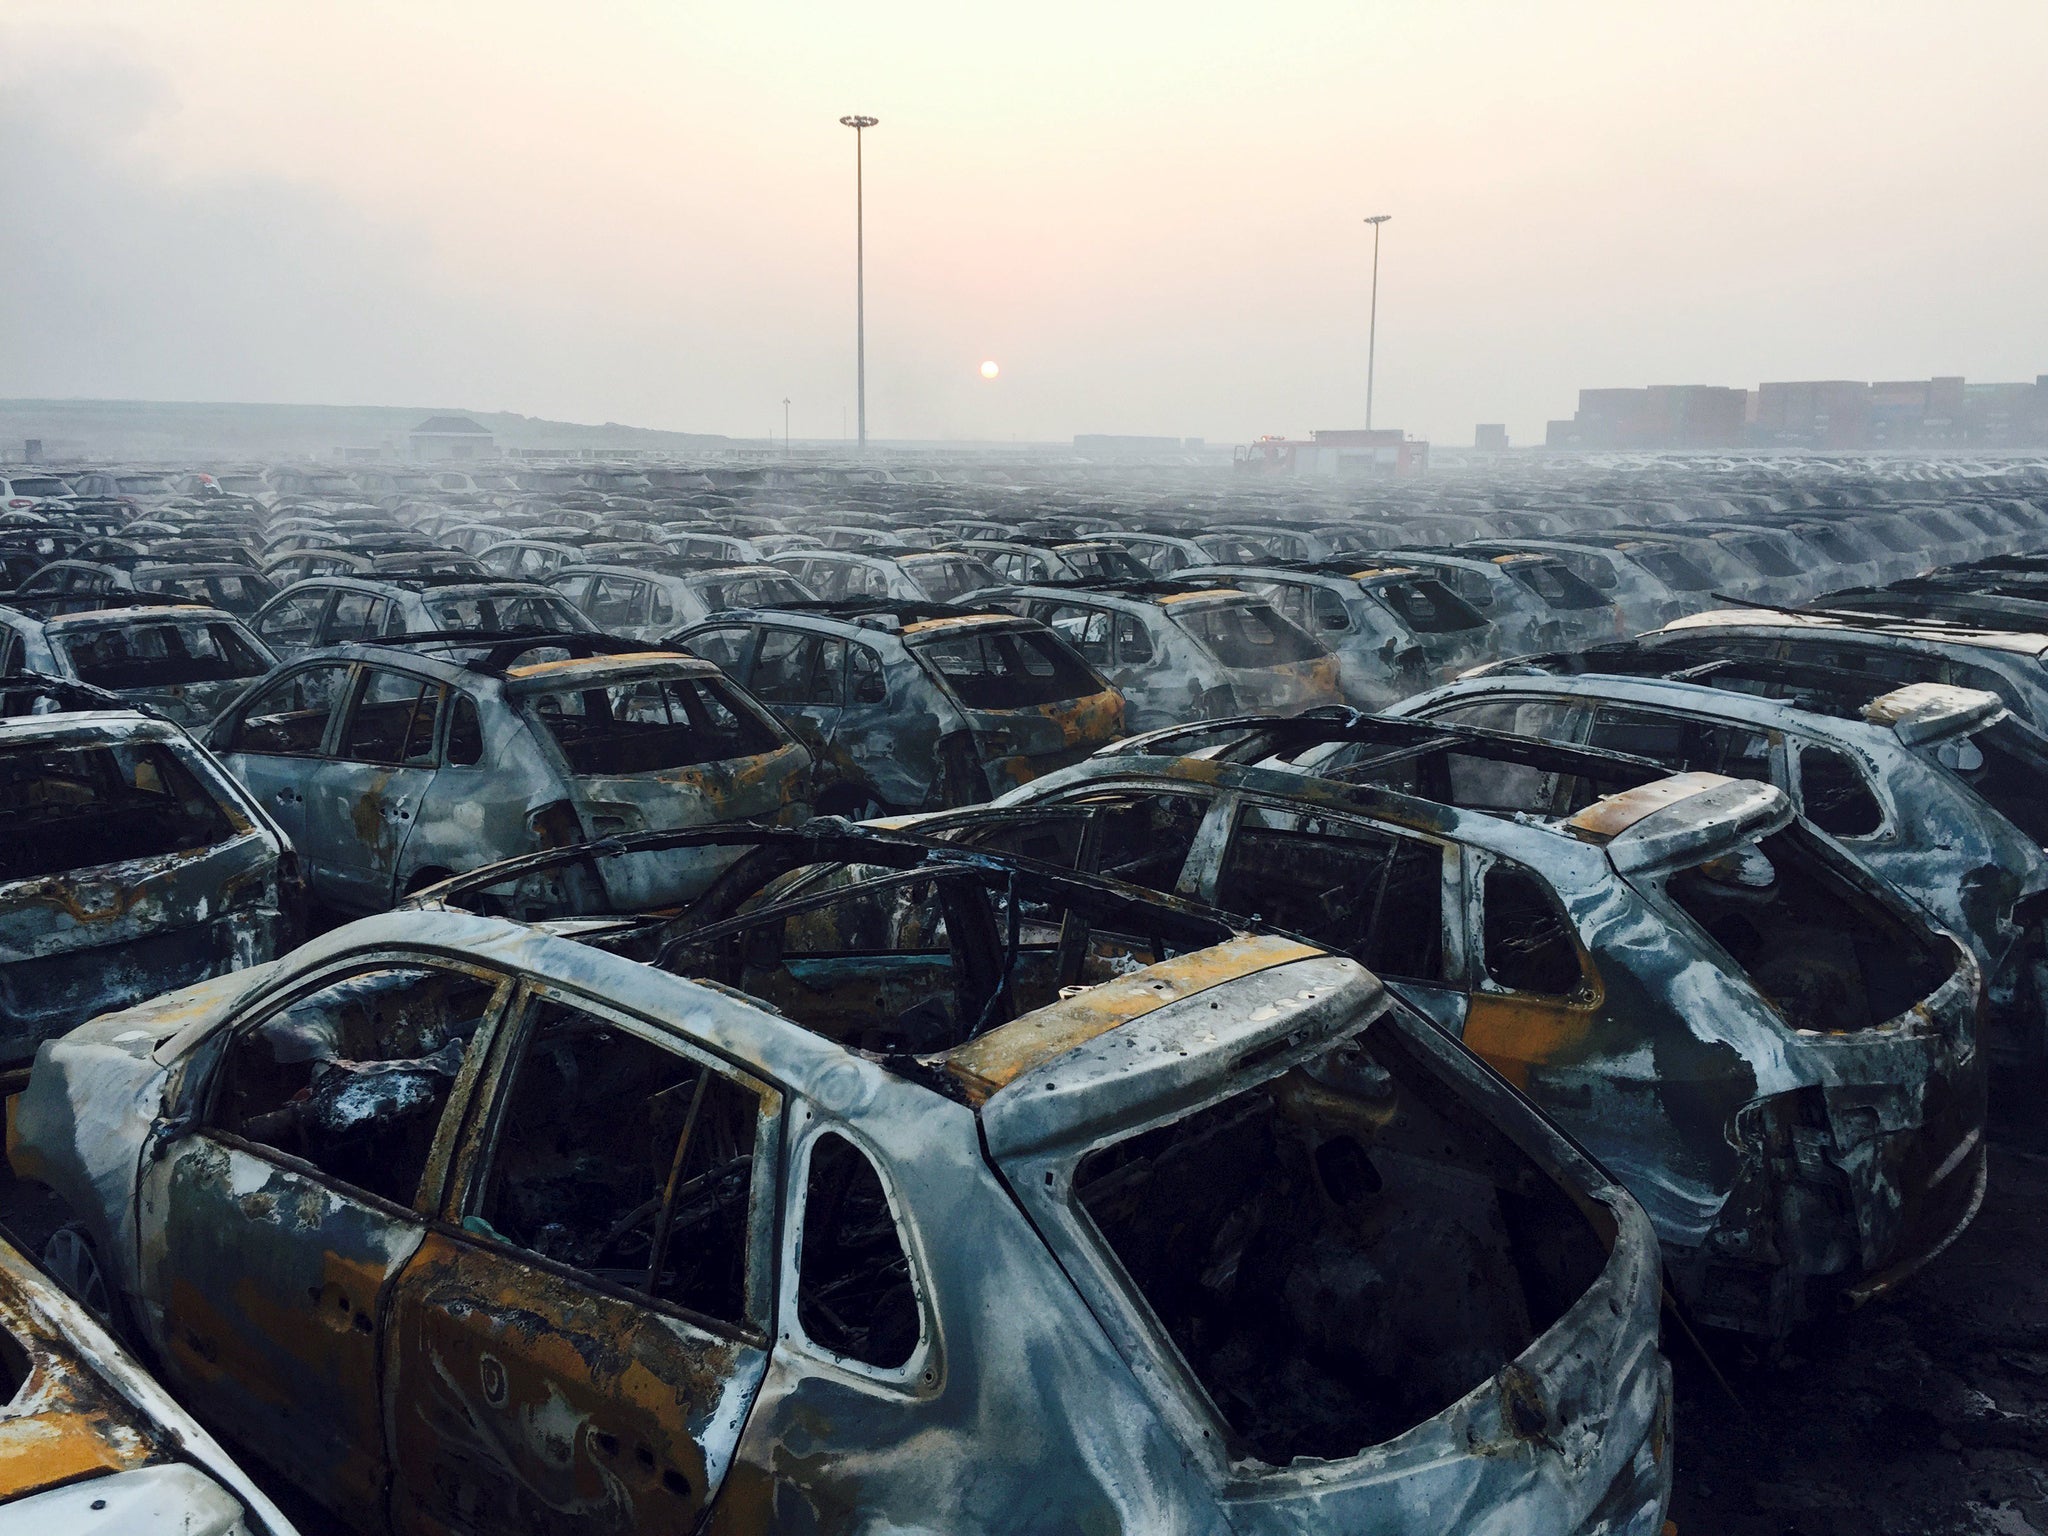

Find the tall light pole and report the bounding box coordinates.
[782,397,791,455]
[1363,214,1391,430]
[839,114,879,451]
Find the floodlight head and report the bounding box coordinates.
[1363,214,1392,225]
[840,115,880,130]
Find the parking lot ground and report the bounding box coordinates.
[1671,1060,2048,1536]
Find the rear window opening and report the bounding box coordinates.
[911,629,1103,709]
[58,620,269,690]
[1662,826,1953,1033]
[1073,1026,1608,1465]
[527,676,784,776]
[1368,576,1488,634]
[427,591,588,633]
[0,741,237,880]
[1505,560,1610,611]
[1171,601,1327,670]
[1626,546,1716,592]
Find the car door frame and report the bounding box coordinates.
[383,975,785,1536]
[137,950,516,1520]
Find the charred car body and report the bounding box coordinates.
[204,634,810,914]
[0,709,296,1065]
[670,600,1124,816]
[969,714,1987,1336]
[0,601,276,728]
[977,581,1344,731]
[1392,669,2048,1055]
[0,1230,299,1534]
[13,826,1672,1534]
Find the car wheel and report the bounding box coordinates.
[42,1222,114,1324]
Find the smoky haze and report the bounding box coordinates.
[3,0,2045,446]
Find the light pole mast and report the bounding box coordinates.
[782,397,791,454]
[1363,213,1391,430]
[839,114,880,451]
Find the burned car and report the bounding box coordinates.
[968,714,1987,1336]
[0,601,277,728]
[548,562,817,640]
[204,633,810,913]
[670,599,1124,816]
[0,709,296,1064]
[982,581,1344,730]
[252,574,595,659]
[1654,608,2048,731]
[1183,561,1498,700]
[0,1230,299,1533]
[13,826,1671,1534]
[1390,669,2048,1056]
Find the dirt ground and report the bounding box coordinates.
[1669,1062,2048,1536]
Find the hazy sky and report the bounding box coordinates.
[3,1,2044,446]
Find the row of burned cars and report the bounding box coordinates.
[0,461,2046,1533]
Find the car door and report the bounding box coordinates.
[214,660,357,849]
[1202,799,1466,1032]
[748,627,846,751]
[308,663,448,909]
[324,589,390,646]
[1455,856,1616,1147]
[585,574,653,635]
[383,988,779,1536]
[139,959,511,1520]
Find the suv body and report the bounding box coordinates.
[671,602,1123,815]
[0,709,295,1063]
[1387,550,1626,651]
[205,636,810,912]
[252,576,594,660]
[979,717,1985,1336]
[1184,562,1495,701]
[1394,670,2048,1054]
[771,549,1000,604]
[12,828,1671,1535]
[0,602,276,726]
[549,563,816,641]
[985,582,1343,730]
[1655,609,2048,730]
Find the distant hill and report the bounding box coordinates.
[0,399,733,463]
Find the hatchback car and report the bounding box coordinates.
[0,601,276,727]
[671,601,1124,816]
[987,581,1344,730]
[549,562,818,640]
[12,827,1672,1535]
[976,714,1986,1337]
[0,708,296,1064]
[1183,562,1496,701]
[1393,669,2048,1056]
[205,633,811,913]
[252,575,595,659]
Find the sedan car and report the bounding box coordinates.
[12,826,1672,1535]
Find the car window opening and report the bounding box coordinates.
[1664,827,1953,1033]
[798,1133,919,1369]
[0,740,237,880]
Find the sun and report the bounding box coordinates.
[979,360,1000,380]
